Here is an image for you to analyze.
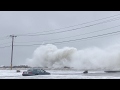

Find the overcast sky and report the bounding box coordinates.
[0,11,120,66]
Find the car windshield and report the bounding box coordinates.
[41,69,45,72]
[27,68,34,71]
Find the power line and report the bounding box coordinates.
[0,36,7,39]
[0,36,10,41]
[16,13,120,36]
[1,13,120,41]
[15,24,120,44]
[51,30,120,44]
[0,42,11,46]
[1,14,120,48]
[0,45,11,48]
[17,16,120,37]
[14,30,120,47]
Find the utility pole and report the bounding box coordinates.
[10,35,17,70]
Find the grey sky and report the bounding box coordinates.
[0,11,120,66]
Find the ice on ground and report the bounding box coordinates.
[0,69,120,79]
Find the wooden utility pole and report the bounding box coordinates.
[10,35,17,70]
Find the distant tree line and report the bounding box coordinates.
[0,65,31,68]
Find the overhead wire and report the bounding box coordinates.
[16,14,120,36]
[0,45,11,48]
[0,42,11,46]
[15,24,120,44]
[14,30,120,46]
[2,13,120,48]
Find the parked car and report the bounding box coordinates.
[22,68,50,76]
[16,70,20,72]
[83,70,88,74]
[104,71,120,73]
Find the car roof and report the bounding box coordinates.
[28,68,44,70]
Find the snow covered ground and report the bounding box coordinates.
[0,69,120,79]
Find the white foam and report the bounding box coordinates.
[26,44,120,70]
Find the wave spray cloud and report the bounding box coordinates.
[26,44,120,70]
